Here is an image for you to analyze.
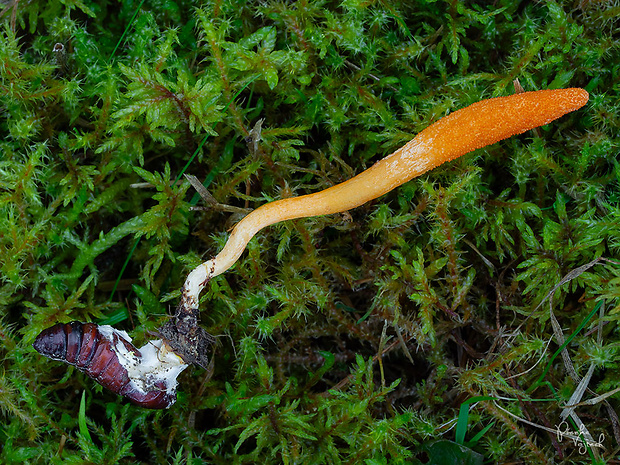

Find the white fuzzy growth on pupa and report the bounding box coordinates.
[98,325,188,396]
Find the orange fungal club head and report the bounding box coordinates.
[395,88,590,178]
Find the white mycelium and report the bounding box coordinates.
[98,325,188,397]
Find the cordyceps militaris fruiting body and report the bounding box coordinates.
[33,87,589,408]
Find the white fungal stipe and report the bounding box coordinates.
[99,325,188,397]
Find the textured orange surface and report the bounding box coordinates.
[408,88,590,171]
[319,87,591,211]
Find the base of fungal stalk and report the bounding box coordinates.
[157,312,214,369]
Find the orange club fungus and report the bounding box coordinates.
[34,87,589,408]
[181,88,590,310]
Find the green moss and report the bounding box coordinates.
[2,0,620,462]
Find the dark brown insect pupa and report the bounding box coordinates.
[33,322,187,409]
